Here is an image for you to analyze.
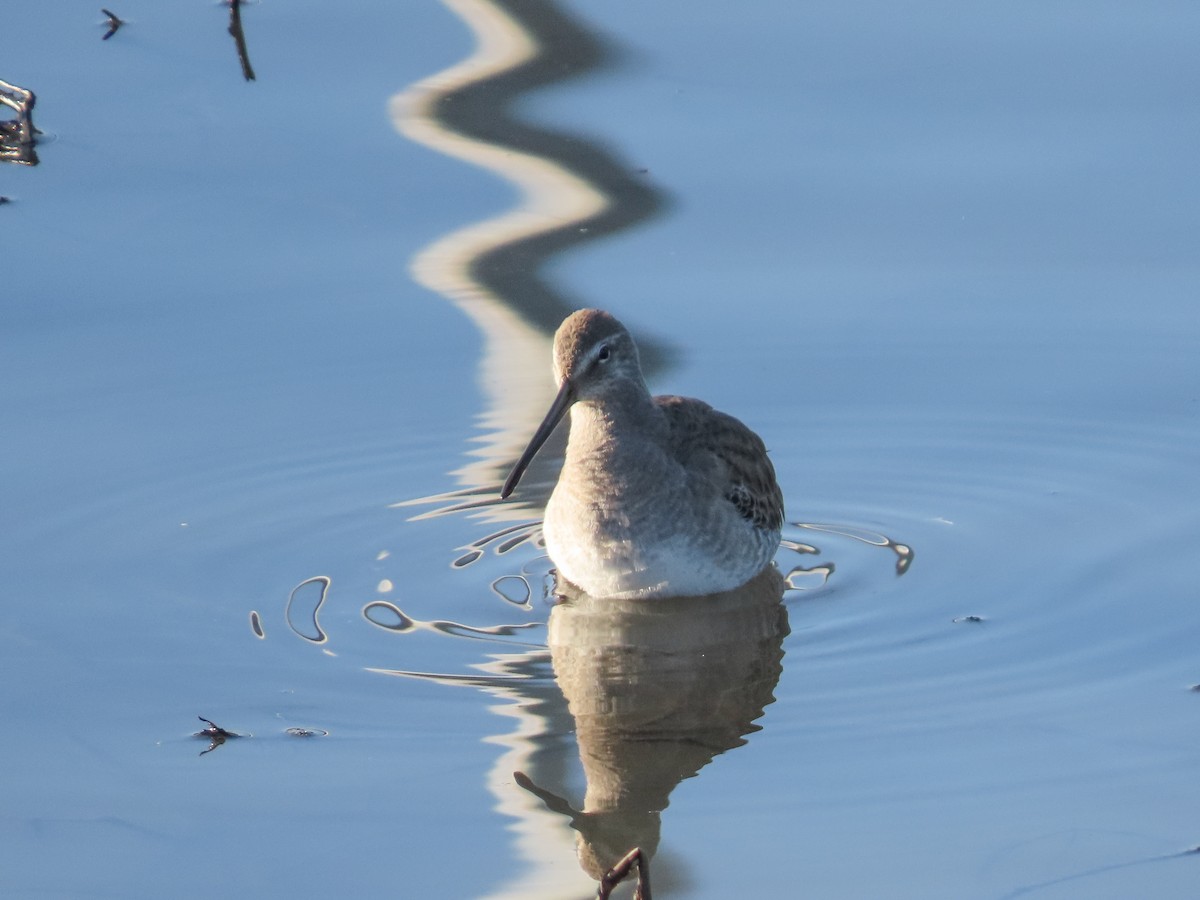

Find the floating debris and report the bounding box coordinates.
[0,79,38,166]
[194,716,243,756]
[101,8,124,40]
[195,716,239,739]
[225,0,256,82]
[953,615,986,624]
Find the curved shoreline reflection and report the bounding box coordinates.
[523,567,789,886]
[392,0,667,518]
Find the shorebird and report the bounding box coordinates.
[501,309,783,599]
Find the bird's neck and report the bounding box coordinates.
[567,384,662,460]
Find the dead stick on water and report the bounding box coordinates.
[227,0,256,81]
[596,847,651,900]
[101,8,124,40]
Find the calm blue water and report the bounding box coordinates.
[3,1,1198,898]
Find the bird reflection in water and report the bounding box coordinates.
[517,565,789,895]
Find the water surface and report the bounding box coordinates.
[3,1,1198,898]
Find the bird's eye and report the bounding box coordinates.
[597,344,611,362]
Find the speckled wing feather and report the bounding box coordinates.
[656,395,784,531]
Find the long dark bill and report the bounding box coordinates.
[500,378,575,499]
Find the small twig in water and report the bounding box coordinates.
[101,9,124,40]
[226,0,257,81]
[195,716,239,738]
[194,716,242,755]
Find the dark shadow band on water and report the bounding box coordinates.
[415,0,669,359]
